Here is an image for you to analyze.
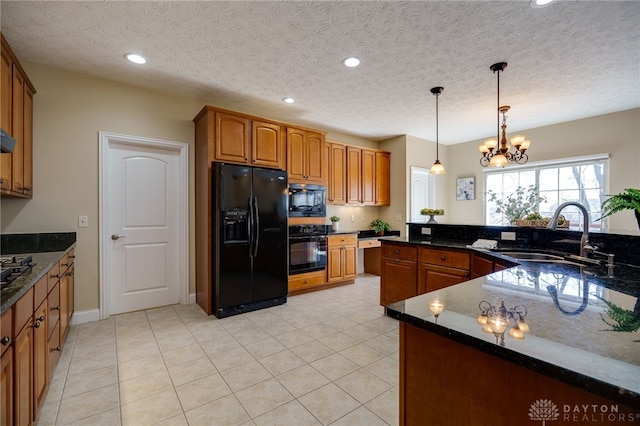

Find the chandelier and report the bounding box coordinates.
[429,86,445,174]
[478,62,531,168]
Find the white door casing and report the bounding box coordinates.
[99,132,188,318]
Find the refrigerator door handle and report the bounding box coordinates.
[247,197,254,257]
[252,196,260,257]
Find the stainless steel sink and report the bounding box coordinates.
[495,251,586,266]
[497,252,565,261]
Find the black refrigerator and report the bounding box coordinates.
[212,163,288,318]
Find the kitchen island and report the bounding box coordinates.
[382,237,640,425]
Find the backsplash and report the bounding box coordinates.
[1,232,77,254]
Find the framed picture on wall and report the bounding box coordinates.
[456,177,475,200]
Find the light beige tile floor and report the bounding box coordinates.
[36,274,399,426]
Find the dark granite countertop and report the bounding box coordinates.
[384,238,640,409]
[1,232,77,315]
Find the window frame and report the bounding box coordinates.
[483,154,610,230]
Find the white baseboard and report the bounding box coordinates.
[188,292,196,304]
[70,308,100,325]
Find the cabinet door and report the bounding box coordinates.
[419,264,469,293]
[346,146,361,204]
[60,272,70,343]
[0,48,11,191]
[343,245,358,280]
[14,321,32,426]
[328,143,346,204]
[252,120,284,170]
[380,259,417,306]
[375,151,391,206]
[215,112,250,164]
[33,301,48,419]
[361,149,376,205]
[1,348,12,426]
[326,245,344,283]
[286,128,306,181]
[305,132,325,183]
[22,84,33,197]
[11,66,24,194]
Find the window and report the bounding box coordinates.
[484,155,609,231]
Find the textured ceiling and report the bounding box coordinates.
[1,1,639,144]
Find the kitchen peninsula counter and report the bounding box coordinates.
[382,237,640,424]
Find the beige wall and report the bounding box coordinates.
[445,108,640,234]
[2,62,638,314]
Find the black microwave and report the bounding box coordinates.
[288,183,326,217]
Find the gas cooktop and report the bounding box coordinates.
[0,255,35,289]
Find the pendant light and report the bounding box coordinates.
[478,62,531,168]
[429,86,445,175]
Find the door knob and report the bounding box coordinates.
[111,234,126,240]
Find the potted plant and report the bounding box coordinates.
[369,218,391,235]
[487,185,546,225]
[598,188,640,230]
[329,215,340,231]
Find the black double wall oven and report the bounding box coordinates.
[288,225,327,275]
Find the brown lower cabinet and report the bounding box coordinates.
[0,249,74,425]
[326,234,357,284]
[380,243,418,306]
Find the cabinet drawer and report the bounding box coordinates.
[60,250,74,272]
[382,244,417,261]
[327,234,357,247]
[289,273,325,291]
[358,239,381,249]
[34,274,48,308]
[47,282,60,339]
[1,309,12,354]
[421,248,470,270]
[47,261,61,293]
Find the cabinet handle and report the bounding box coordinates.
[394,259,400,263]
[394,250,400,254]
[51,273,61,279]
[0,336,9,345]
[37,315,45,322]
[464,272,469,277]
[0,178,4,184]
[69,271,74,277]
[53,346,61,352]
[62,262,70,267]
[440,256,446,261]
[53,305,61,311]
[23,186,31,192]
[33,321,41,328]
[69,255,76,259]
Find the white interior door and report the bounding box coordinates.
[410,166,436,222]
[100,132,188,317]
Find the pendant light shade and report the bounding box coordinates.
[429,86,446,175]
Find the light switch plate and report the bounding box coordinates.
[78,216,88,228]
[501,231,516,241]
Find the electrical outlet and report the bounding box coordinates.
[421,227,432,235]
[351,215,355,222]
[501,231,516,241]
[78,215,88,228]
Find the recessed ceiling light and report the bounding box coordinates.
[530,0,555,8]
[282,97,295,104]
[125,53,147,64]
[342,57,361,68]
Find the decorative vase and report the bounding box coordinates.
[331,222,339,232]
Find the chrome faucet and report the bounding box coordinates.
[546,201,594,257]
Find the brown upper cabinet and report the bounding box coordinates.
[327,142,346,204]
[1,33,36,198]
[327,142,390,206]
[194,106,286,171]
[287,127,326,184]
